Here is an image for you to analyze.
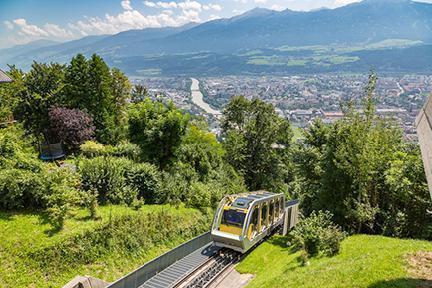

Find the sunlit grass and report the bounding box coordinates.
[237,234,432,288]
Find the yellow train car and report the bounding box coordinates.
[211,191,297,253]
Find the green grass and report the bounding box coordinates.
[237,234,432,288]
[292,125,304,141]
[0,205,208,288]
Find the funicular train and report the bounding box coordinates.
[211,191,299,253]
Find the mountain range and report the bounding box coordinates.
[1,0,432,76]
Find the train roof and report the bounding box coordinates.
[225,191,283,209]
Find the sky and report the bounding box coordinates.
[0,0,432,48]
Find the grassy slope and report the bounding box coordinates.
[237,235,432,288]
[0,205,207,288]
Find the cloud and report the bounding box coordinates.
[4,0,215,46]
[143,1,157,7]
[68,0,204,36]
[13,19,49,37]
[121,0,133,10]
[178,0,202,11]
[334,0,361,5]
[203,4,222,11]
[254,0,267,4]
[157,1,178,9]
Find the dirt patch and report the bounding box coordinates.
[407,251,432,285]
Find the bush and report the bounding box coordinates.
[290,211,346,258]
[0,169,46,209]
[80,140,141,161]
[80,141,109,157]
[81,189,99,219]
[48,106,95,153]
[125,162,161,203]
[112,141,141,160]
[0,126,42,171]
[186,181,213,209]
[79,156,130,204]
[44,167,81,229]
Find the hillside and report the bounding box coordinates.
[236,234,432,288]
[0,205,210,287]
[2,0,432,75]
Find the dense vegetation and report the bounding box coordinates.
[0,205,210,287]
[293,73,432,239]
[0,54,431,287]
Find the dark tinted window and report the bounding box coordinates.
[221,209,246,227]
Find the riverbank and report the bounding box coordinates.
[190,78,221,116]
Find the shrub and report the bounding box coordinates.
[80,141,108,157]
[80,140,141,161]
[48,106,95,153]
[81,189,99,219]
[186,181,213,209]
[125,162,161,203]
[0,125,42,171]
[118,185,140,207]
[112,141,141,160]
[79,156,129,204]
[0,169,46,209]
[44,167,81,229]
[290,211,346,258]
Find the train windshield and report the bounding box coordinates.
[221,209,246,227]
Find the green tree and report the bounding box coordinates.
[128,99,189,168]
[0,66,24,124]
[14,62,65,138]
[63,53,91,109]
[131,84,148,103]
[294,72,432,238]
[221,96,293,192]
[87,54,116,143]
[111,68,132,140]
[63,54,132,144]
[175,123,225,180]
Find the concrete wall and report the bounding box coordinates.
[415,94,432,201]
[106,232,211,288]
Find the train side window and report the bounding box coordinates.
[276,200,280,218]
[279,198,284,216]
[248,207,259,240]
[261,203,268,231]
[269,201,274,225]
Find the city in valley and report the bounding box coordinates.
[132,74,432,141]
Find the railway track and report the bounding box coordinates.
[175,248,240,288]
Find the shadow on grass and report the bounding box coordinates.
[267,235,290,249]
[0,211,13,221]
[37,213,62,237]
[368,278,432,288]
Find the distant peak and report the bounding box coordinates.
[241,7,273,17]
[361,0,410,4]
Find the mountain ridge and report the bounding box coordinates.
[2,0,431,75]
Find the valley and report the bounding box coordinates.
[134,73,432,140]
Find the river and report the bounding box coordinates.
[190,78,221,116]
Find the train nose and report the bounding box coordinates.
[211,230,244,251]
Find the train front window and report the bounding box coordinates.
[221,209,246,227]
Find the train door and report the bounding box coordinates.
[260,202,269,231]
[274,199,280,220]
[269,200,275,226]
[247,206,259,240]
[279,198,284,219]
